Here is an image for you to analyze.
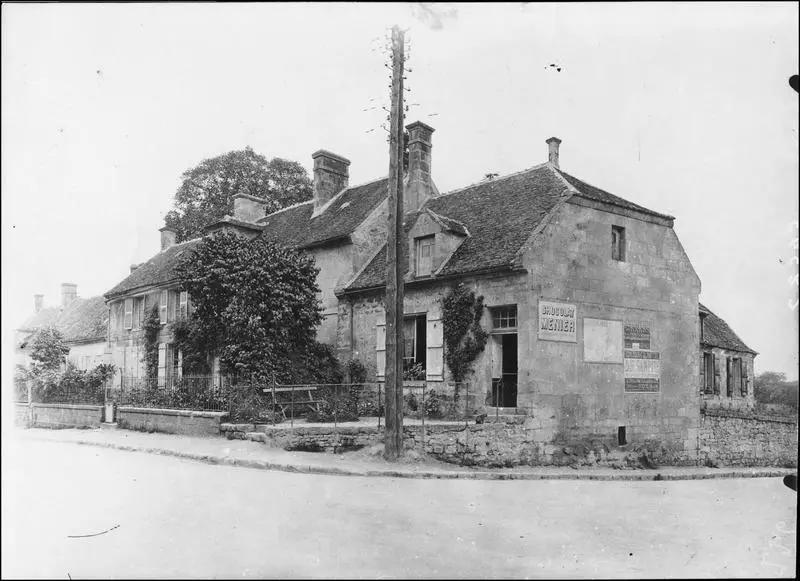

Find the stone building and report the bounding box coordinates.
[16,284,109,370]
[698,303,757,410]
[102,120,759,461]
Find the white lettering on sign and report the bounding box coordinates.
[538,300,577,342]
[624,349,661,392]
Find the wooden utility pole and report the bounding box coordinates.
[384,25,406,460]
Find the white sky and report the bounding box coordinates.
[2,2,798,379]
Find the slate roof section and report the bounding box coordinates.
[345,165,572,291]
[18,296,108,345]
[260,178,388,248]
[699,302,757,355]
[105,238,202,299]
[557,170,674,220]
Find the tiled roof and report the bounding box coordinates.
[699,302,757,354]
[260,178,388,248]
[18,296,108,345]
[104,238,202,299]
[345,165,571,291]
[557,170,674,220]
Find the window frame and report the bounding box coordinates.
[415,235,435,277]
[179,291,188,320]
[491,305,518,331]
[611,225,626,262]
[402,313,427,374]
[159,290,168,325]
[123,298,133,330]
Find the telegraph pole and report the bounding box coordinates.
[384,25,406,460]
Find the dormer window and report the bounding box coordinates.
[415,235,434,277]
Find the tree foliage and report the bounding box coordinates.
[442,283,489,383]
[176,230,338,382]
[29,327,70,373]
[754,371,799,410]
[165,148,313,242]
[142,305,161,380]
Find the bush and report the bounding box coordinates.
[226,383,283,423]
[31,362,113,405]
[304,385,359,423]
[424,390,443,419]
[403,363,426,381]
[346,358,367,384]
[403,391,419,413]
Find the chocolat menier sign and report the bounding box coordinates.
[538,300,577,342]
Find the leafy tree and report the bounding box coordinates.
[176,230,337,382]
[165,148,313,242]
[29,327,70,374]
[754,371,799,410]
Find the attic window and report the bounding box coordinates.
[415,235,434,277]
[612,226,626,262]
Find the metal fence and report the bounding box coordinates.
[108,375,479,426]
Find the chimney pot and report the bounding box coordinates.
[546,137,562,169]
[232,193,268,223]
[159,225,177,251]
[405,121,435,212]
[34,294,44,313]
[312,150,350,214]
[61,283,77,308]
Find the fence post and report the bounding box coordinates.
[333,384,338,451]
[377,382,382,430]
[27,380,33,428]
[290,384,294,429]
[421,382,426,454]
[271,373,277,426]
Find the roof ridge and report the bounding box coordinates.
[311,175,389,219]
[432,162,551,200]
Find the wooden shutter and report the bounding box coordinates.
[699,353,705,393]
[124,299,133,330]
[376,313,386,378]
[713,354,720,394]
[726,357,733,397]
[157,343,167,386]
[159,291,168,324]
[741,360,748,396]
[426,315,444,380]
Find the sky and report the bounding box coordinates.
[2,2,798,379]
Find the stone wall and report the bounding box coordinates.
[14,403,30,427]
[28,403,104,428]
[698,408,798,467]
[117,407,228,436]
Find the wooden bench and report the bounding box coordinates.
[262,386,322,418]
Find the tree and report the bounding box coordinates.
[175,230,338,382]
[29,327,70,374]
[165,148,313,242]
[754,371,799,410]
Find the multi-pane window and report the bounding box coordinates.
[612,226,626,261]
[123,298,133,330]
[179,291,188,319]
[415,236,434,277]
[402,314,427,376]
[492,305,518,329]
[159,290,168,324]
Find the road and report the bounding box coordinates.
[2,438,796,579]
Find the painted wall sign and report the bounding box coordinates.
[624,349,661,392]
[624,321,651,350]
[583,318,623,363]
[538,300,577,343]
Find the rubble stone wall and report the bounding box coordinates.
[698,408,797,467]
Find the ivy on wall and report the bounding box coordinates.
[442,283,489,383]
[142,304,161,380]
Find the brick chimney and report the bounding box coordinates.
[312,150,350,214]
[34,294,44,313]
[405,121,435,213]
[546,137,561,169]
[159,225,177,251]
[232,193,268,223]
[61,283,77,308]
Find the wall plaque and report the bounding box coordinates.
[583,318,623,363]
[624,321,651,350]
[538,300,577,343]
[624,349,661,392]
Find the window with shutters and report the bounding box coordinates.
[612,226,626,262]
[415,236,434,277]
[713,354,721,394]
[701,352,714,394]
[159,290,168,324]
[124,298,133,330]
[402,314,427,375]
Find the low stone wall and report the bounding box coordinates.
[28,403,104,429]
[14,402,30,427]
[117,407,228,437]
[221,420,677,468]
[699,408,798,468]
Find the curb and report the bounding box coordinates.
[19,432,796,482]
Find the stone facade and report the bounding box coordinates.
[698,408,797,467]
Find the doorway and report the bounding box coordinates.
[490,333,518,407]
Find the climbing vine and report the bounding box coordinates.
[441,283,489,383]
[142,304,161,380]
[172,318,211,375]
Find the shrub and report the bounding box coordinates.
[424,390,443,419]
[346,358,368,384]
[403,391,419,413]
[403,362,426,381]
[304,386,359,423]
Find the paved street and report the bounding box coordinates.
[2,437,796,579]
